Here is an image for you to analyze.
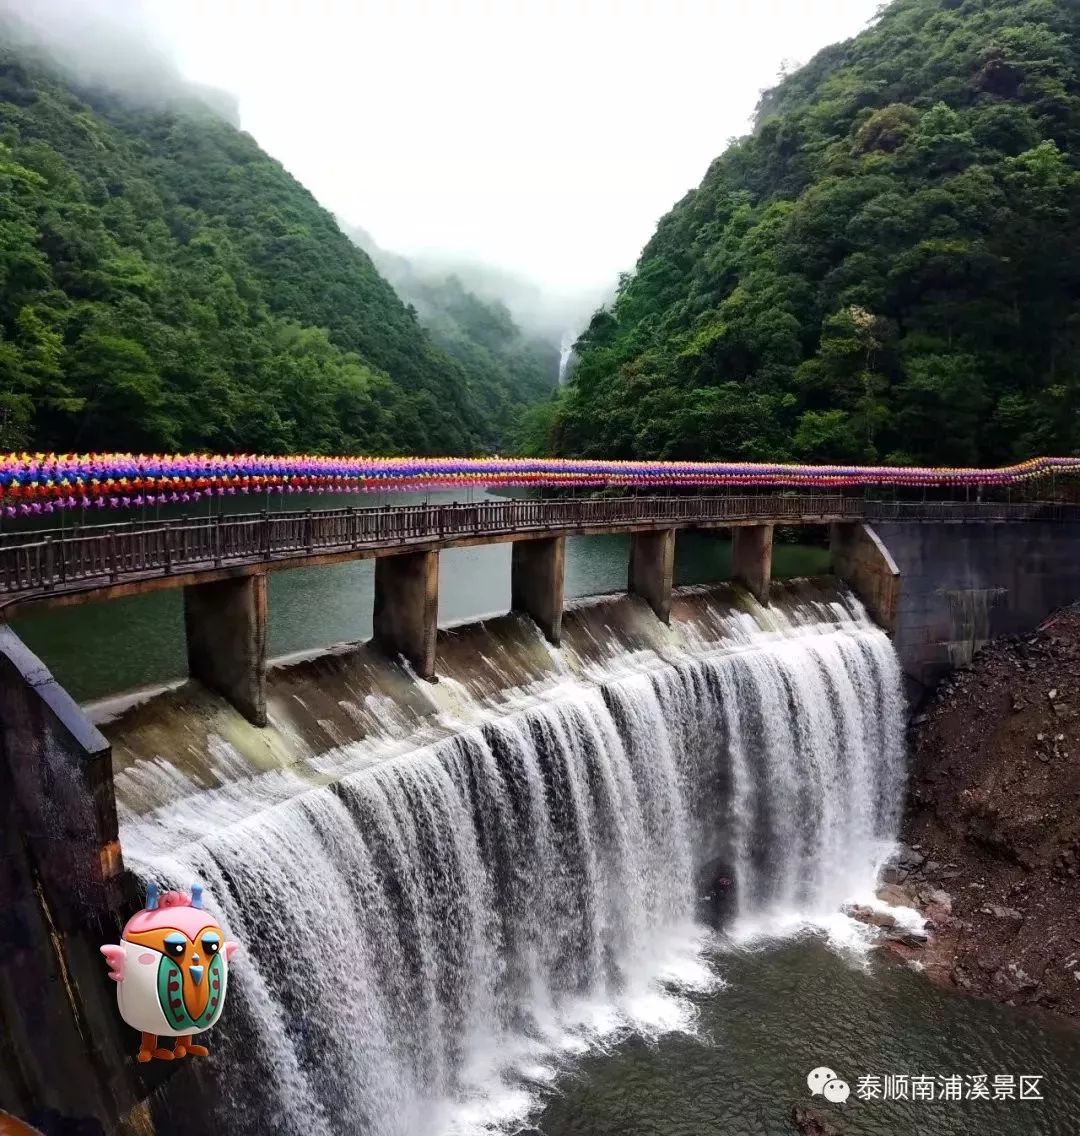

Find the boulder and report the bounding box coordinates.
[981,905,1023,926]
[844,904,897,929]
[875,883,912,907]
[887,929,929,949]
[921,888,953,915]
[992,962,1040,998]
[893,842,926,870]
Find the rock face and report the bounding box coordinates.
[903,603,1080,1017]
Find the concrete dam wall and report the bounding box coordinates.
[872,521,1080,692]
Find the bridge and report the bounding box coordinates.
[3,493,1080,725]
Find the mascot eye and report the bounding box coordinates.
[202,937,220,954]
[164,933,186,958]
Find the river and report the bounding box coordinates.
[532,937,1080,1136]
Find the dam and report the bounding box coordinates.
[3,487,1080,1134]
[114,585,904,1135]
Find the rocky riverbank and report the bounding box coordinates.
[885,605,1080,1017]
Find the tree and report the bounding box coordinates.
[0,32,556,455]
[557,0,1080,467]
[67,328,172,449]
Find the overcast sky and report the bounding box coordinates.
[12,0,884,297]
[150,0,886,295]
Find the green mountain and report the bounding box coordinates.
[0,31,546,456]
[555,0,1080,466]
[343,227,559,444]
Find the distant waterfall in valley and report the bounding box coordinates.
[118,591,905,1136]
[557,332,575,383]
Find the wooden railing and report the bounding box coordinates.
[1,494,1075,602]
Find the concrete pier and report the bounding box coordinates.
[732,523,773,604]
[373,550,439,680]
[831,522,900,633]
[628,529,676,624]
[184,572,269,726]
[511,536,566,644]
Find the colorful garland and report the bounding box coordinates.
[0,453,1076,517]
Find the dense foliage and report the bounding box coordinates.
[554,0,1080,466]
[0,35,552,455]
[344,226,558,446]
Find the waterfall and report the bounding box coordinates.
[118,594,905,1136]
[557,332,575,383]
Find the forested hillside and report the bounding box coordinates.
[0,32,547,455]
[555,0,1080,466]
[344,226,558,441]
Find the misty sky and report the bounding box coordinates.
[13,0,884,298]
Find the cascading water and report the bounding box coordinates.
[116,589,906,1136]
[557,331,575,383]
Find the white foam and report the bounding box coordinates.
[120,592,905,1136]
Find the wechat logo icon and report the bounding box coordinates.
[807,1066,851,1104]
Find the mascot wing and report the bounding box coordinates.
[100,944,125,982]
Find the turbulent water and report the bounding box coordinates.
[118,592,906,1136]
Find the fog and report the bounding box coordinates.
[402,251,613,349]
[2,0,884,335]
[0,0,238,121]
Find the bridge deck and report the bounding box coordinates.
[1,495,1075,616]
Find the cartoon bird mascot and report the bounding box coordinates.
[101,883,240,1063]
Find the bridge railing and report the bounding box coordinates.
[6,492,1073,601]
[0,494,858,597]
